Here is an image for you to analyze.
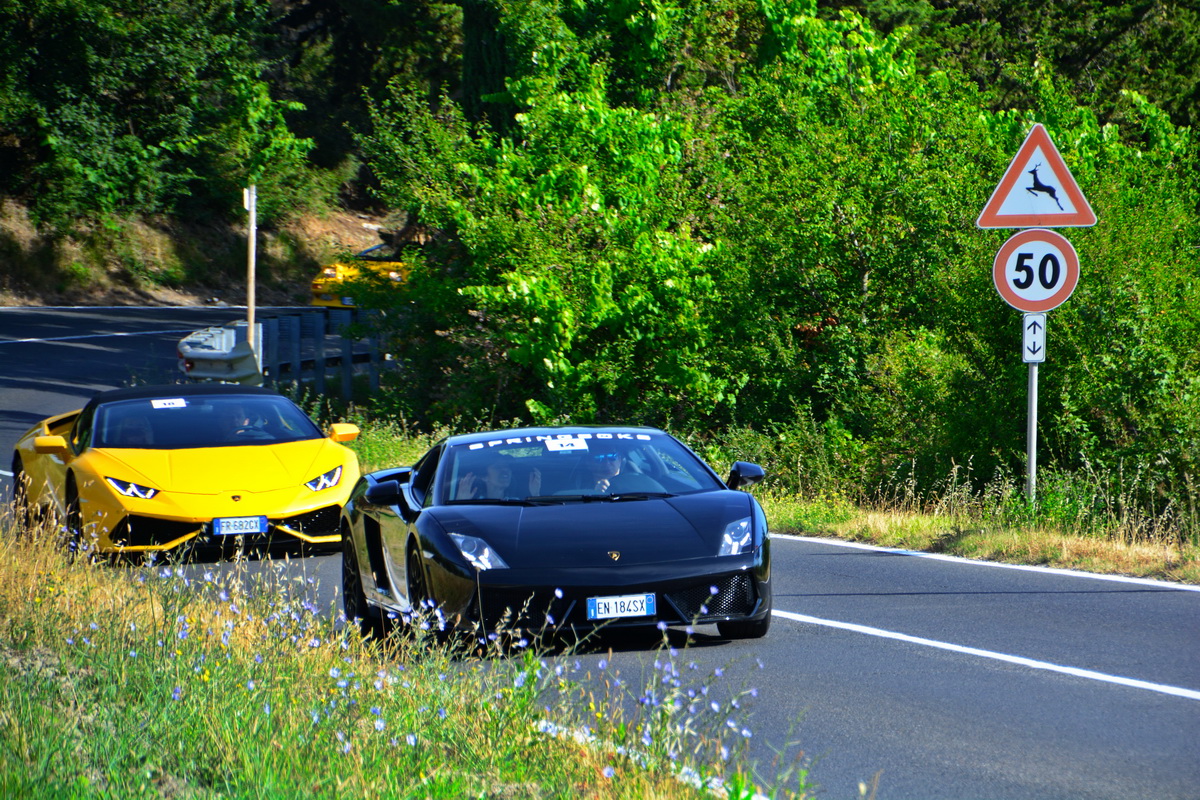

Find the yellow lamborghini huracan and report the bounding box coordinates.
[310,243,409,308]
[10,384,360,557]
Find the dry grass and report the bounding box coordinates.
[763,498,1200,584]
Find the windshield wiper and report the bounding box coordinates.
[523,492,676,504]
[445,498,537,507]
[525,494,607,504]
[607,492,676,502]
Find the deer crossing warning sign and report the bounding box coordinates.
[976,124,1097,229]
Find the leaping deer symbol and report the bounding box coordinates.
[1026,163,1063,210]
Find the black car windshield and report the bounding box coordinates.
[93,395,324,449]
[439,432,725,504]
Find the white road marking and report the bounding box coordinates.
[773,533,1200,592]
[771,608,1200,701]
[0,470,11,477]
[0,329,200,345]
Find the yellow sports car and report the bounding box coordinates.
[10,384,360,557]
[310,243,409,308]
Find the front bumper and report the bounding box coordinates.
[89,504,344,553]
[426,557,771,635]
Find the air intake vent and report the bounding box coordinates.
[666,574,755,620]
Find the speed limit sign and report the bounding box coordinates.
[992,228,1080,312]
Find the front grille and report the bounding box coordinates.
[111,516,203,548]
[277,505,341,536]
[476,589,576,631]
[665,574,756,620]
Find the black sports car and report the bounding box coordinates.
[340,426,771,641]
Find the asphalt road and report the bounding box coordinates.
[3,306,1198,799]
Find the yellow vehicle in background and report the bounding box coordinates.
[310,243,409,308]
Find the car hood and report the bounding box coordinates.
[430,491,754,568]
[96,439,349,494]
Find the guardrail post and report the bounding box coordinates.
[264,316,279,388]
[287,315,302,388]
[358,310,382,394]
[313,311,326,396]
[341,333,354,400]
[369,331,381,394]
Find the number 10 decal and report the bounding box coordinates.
[992,228,1080,312]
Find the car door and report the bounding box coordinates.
[33,408,89,514]
[376,444,442,608]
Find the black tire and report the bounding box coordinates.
[342,525,385,638]
[407,545,446,637]
[10,456,33,532]
[63,478,85,560]
[716,606,772,640]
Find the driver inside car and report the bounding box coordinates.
[217,402,264,441]
[586,449,624,493]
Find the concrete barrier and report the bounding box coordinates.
[177,320,263,385]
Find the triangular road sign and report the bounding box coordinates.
[977,123,1097,228]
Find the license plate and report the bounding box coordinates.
[587,593,656,620]
[213,516,268,536]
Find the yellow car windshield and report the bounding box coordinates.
[94,396,323,449]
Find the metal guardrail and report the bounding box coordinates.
[178,308,386,397]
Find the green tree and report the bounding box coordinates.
[0,0,311,225]
[821,0,1200,130]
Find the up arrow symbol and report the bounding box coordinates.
[1026,318,1043,334]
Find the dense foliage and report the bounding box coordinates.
[2,0,1198,536]
[358,0,1199,538]
[0,0,315,224]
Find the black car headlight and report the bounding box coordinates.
[305,466,343,492]
[105,477,159,500]
[449,533,509,571]
[718,517,753,556]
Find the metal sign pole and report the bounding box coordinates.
[1026,362,1038,503]
[244,185,257,350]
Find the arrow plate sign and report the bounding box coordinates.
[1023,313,1046,363]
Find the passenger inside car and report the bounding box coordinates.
[456,453,543,500]
[114,415,154,448]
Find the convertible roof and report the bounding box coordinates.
[85,383,280,410]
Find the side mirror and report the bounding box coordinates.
[328,423,360,443]
[364,479,403,507]
[33,435,70,456]
[726,461,766,490]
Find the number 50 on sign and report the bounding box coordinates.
[992,228,1080,313]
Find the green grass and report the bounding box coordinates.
[0,514,810,800]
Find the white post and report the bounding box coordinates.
[243,185,258,350]
[1027,362,1038,503]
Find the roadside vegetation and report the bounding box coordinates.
[0,508,810,800]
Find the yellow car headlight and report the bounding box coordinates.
[305,466,343,492]
[105,477,159,500]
